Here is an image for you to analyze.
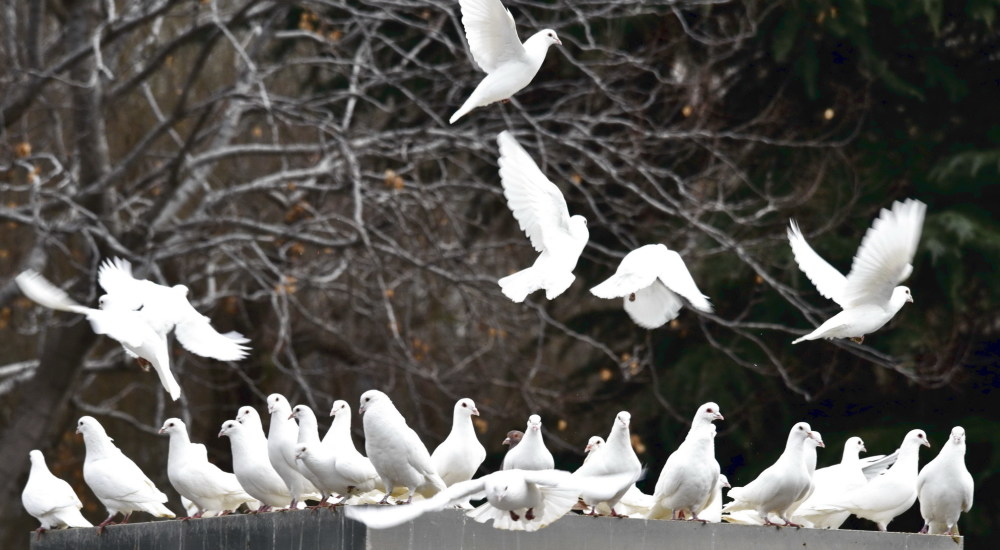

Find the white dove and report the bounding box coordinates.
[322,399,382,500]
[449,0,561,123]
[918,426,974,535]
[159,418,254,517]
[266,394,320,507]
[347,468,578,532]
[701,474,731,523]
[76,416,175,533]
[15,258,250,400]
[648,403,725,521]
[22,450,92,538]
[722,421,821,527]
[793,436,878,529]
[502,414,554,471]
[581,436,652,518]
[431,398,487,487]
[359,390,447,504]
[788,198,926,344]
[811,429,931,531]
[591,244,713,329]
[288,404,329,503]
[222,410,293,511]
[571,411,642,516]
[496,131,589,302]
[583,436,604,463]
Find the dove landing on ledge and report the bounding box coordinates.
[788,198,926,345]
[449,0,561,123]
[496,131,589,303]
[22,450,92,539]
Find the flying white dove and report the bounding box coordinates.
[347,468,578,532]
[570,411,643,516]
[22,450,92,538]
[221,409,293,511]
[76,416,175,532]
[591,244,713,329]
[159,418,254,517]
[495,131,589,303]
[15,258,250,400]
[449,0,561,123]
[811,429,931,531]
[502,414,554,471]
[266,394,320,507]
[788,198,926,344]
[359,390,447,504]
[647,403,725,521]
[918,426,974,535]
[722,421,821,527]
[431,398,487,488]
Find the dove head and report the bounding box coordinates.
[696,402,724,425]
[525,29,562,51]
[28,449,44,466]
[159,418,185,435]
[806,431,825,449]
[786,422,814,446]
[904,429,931,450]
[267,394,290,415]
[294,443,310,461]
[171,284,190,297]
[236,406,261,428]
[719,474,731,489]
[949,426,966,446]
[75,416,107,438]
[290,404,312,421]
[526,414,543,432]
[503,430,523,447]
[218,420,241,438]
[330,399,349,417]
[359,389,389,416]
[455,398,479,417]
[584,436,604,454]
[891,286,913,309]
[568,215,589,243]
[615,411,631,430]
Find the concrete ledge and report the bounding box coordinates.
[28,508,963,550]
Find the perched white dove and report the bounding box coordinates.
[648,403,725,521]
[811,429,931,531]
[431,398,487,487]
[449,0,561,123]
[288,404,329,502]
[788,198,926,344]
[266,394,320,507]
[15,258,250,400]
[220,414,292,511]
[918,426,974,535]
[570,411,643,516]
[22,450,92,538]
[496,131,589,302]
[359,390,447,504]
[590,244,713,329]
[502,414,554,471]
[76,416,174,532]
[347,468,578,531]
[793,436,878,529]
[320,399,382,500]
[581,436,653,518]
[159,418,254,517]
[722,421,822,527]
[701,474,731,523]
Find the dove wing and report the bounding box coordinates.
[15,271,91,315]
[860,451,898,481]
[97,257,149,310]
[787,220,849,306]
[589,246,660,299]
[841,199,926,307]
[657,247,713,313]
[174,313,250,361]
[497,131,574,254]
[459,0,525,73]
[346,478,487,529]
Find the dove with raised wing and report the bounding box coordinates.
[788,199,926,344]
[359,390,447,504]
[76,416,174,533]
[347,468,578,531]
[159,418,254,517]
[811,429,931,531]
[431,398,487,487]
[570,411,642,516]
[449,0,561,123]
[793,436,875,529]
[22,450,92,538]
[591,244,713,329]
[503,414,554,471]
[918,427,973,535]
[496,131,588,302]
[722,422,821,527]
[648,404,724,521]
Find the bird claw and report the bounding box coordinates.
[509,511,520,521]
[525,508,535,521]
[34,528,45,540]
[850,336,864,344]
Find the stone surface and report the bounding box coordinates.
[28,508,963,550]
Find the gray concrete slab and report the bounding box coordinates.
[27,508,962,550]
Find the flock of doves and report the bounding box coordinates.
[14,0,974,543]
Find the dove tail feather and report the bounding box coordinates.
[467,503,529,531]
[139,502,176,518]
[55,508,94,528]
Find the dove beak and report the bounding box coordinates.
[555,37,562,46]
[584,443,594,452]
[472,407,480,417]
[75,427,82,435]
[923,438,932,448]
[861,445,867,453]
[715,413,725,421]
[359,405,366,415]
[158,427,166,435]
[218,429,226,438]
[287,412,296,420]
[502,437,511,446]
[907,295,914,303]
[723,480,731,488]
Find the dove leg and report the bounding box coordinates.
[587,506,598,516]
[288,498,298,510]
[689,511,707,524]
[509,511,520,521]
[33,527,46,540]
[525,508,535,521]
[609,508,625,518]
[120,512,132,524]
[920,524,929,534]
[97,513,120,534]
[850,336,864,344]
